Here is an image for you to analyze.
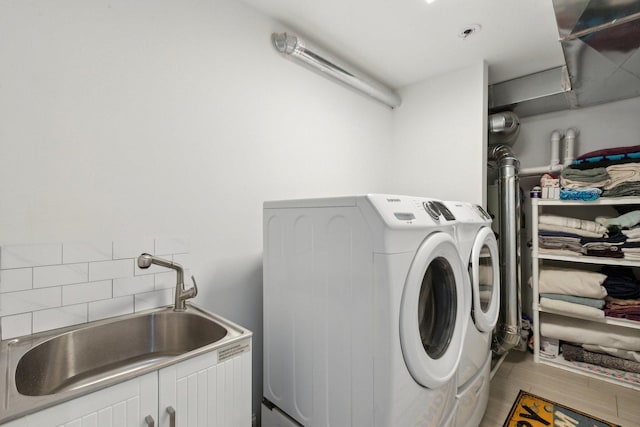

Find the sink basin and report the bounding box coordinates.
[0,303,251,424]
[15,309,228,396]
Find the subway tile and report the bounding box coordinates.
[155,272,178,290]
[171,253,191,268]
[134,289,172,312]
[33,263,88,288]
[0,268,32,293]
[89,259,134,281]
[0,287,61,317]
[155,237,188,255]
[62,280,112,306]
[1,313,32,339]
[33,304,87,333]
[63,241,112,264]
[0,243,62,269]
[113,275,155,297]
[113,238,155,260]
[88,296,134,322]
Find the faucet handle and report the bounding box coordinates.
[188,275,198,297]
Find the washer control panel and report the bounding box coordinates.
[366,194,456,227]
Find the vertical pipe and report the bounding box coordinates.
[490,145,522,355]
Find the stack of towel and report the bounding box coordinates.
[560,145,640,198]
[537,214,623,258]
[538,265,640,374]
[538,212,640,260]
[538,267,607,320]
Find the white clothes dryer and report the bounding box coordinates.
[262,194,470,427]
[442,201,500,427]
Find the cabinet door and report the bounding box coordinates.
[25,373,158,427]
[158,340,252,427]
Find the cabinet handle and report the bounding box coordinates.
[144,415,155,427]
[166,406,176,427]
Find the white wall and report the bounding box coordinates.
[0,0,393,417]
[515,96,640,168]
[0,0,489,420]
[389,61,488,206]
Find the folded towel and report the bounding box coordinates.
[577,145,640,160]
[538,267,608,298]
[538,223,605,238]
[540,293,605,308]
[539,297,604,320]
[582,344,640,363]
[562,343,640,374]
[539,214,607,234]
[541,313,640,351]
[596,210,640,229]
[603,181,640,197]
[605,163,640,190]
[561,166,610,182]
[559,187,602,201]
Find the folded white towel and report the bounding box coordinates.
[541,313,640,351]
[539,214,607,234]
[539,297,604,320]
[538,267,607,298]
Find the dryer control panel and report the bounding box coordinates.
[365,194,457,227]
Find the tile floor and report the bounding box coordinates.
[479,351,640,427]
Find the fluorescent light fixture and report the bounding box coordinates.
[271,32,402,108]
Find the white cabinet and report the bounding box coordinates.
[26,372,157,427]
[4,338,252,427]
[158,343,252,427]
[531,197,640,390]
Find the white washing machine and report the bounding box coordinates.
[442,201,500,427]
[262,194,471,427]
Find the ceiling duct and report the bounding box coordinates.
[490,0,640,117]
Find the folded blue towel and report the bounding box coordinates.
[559,187,602,201]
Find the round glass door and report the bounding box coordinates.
[418,257,457,359]
[400,232,468,389]
[470,227,500,332]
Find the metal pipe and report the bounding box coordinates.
[490,145,522,356]
[271,32,402,109]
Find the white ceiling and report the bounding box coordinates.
[240,0,566,89]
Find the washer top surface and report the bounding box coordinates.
[265,194,458,229]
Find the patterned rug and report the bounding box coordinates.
[503,390,620,427]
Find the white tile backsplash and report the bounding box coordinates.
[113,238,155,260]
[0,287,61,317]
[135,289,173,312]
[1,313,32,339]
[89,259,134,281]
[0,243,62,269]
[113,275,155,297]
[62,280,112,306]
[154,272,178,290]
[33,263,89,288]
[33,304,87,333]
[63,241,112,264]
[0,268,33,293]
[0,238,188,339]
[88,296,134,322]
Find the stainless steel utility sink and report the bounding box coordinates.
[15,310,228,396]
[0,303,251,424]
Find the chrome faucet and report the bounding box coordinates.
[137,253,198,311]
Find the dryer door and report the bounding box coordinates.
[400,232,467,389]
[470,227,500,333]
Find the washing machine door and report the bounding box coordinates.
[470,226,500,333]
[400,232,467,389]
